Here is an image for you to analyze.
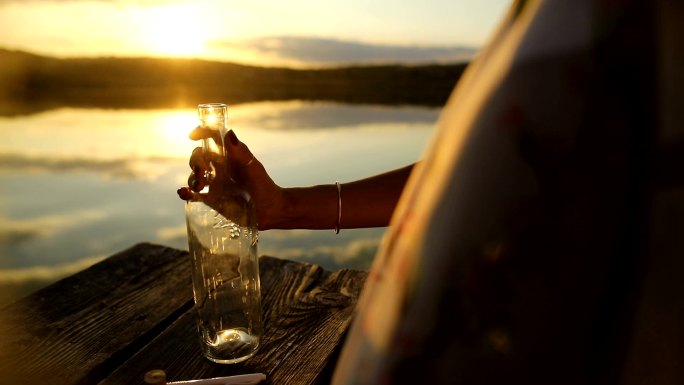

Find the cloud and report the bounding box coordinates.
[0,227,42,247]
[156,222,385,272]
[156,225,186,242]
[0,256,105,305]
[0,152,179,180]
[0,210,107,246]
[261,236,380,271]
[212,36,477,66]
[232,101,440,131]
[154,223,382,271]
[0,255,105,284]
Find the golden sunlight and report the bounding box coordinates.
[137,4,211,57]
[155,110,198,158]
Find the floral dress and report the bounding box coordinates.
[333,0,682,384]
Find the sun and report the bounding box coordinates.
[138,3,210,57]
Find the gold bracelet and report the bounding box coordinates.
[335,181,341,234]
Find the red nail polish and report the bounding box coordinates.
[177,188,188,200]
[228,130,238,146]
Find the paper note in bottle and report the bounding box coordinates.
[184,103,263,364]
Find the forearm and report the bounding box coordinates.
[340,164,414,228]
[270,164,415,230]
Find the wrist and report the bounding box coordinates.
[270,185,338,230]
[334,181,341,234]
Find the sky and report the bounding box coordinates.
[0,0,512,67]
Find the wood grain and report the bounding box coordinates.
[0,243,193,385]
[0,243,367,385]
[100,256,367,385]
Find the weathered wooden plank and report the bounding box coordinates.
[0,243,194,385]
[99,256,367,385]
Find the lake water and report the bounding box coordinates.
[0,101,439,306]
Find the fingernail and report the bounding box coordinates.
[176,187,192,201]
[177,188,188,200]
[188,175,199,191]
[227,129,238,146]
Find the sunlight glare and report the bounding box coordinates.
[156,110,198,158]
[138,4,210,57]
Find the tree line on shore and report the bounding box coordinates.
[0,48,468,116]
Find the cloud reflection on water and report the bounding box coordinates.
[0,101,436,305]
[0,255,105,284]
[230,101,440,131]
[0,210,107,248]
[0,152,180,180]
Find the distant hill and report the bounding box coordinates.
[0,48,468,116]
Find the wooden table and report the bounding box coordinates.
[0,243,367,385]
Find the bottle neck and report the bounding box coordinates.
[197,103,234,193]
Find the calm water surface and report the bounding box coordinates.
[0,101,439,305]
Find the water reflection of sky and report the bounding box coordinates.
[0,101,439,305]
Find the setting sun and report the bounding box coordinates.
[137,4,211,57]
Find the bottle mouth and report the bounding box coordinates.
[198,103,227,109]
[198,103,228,126]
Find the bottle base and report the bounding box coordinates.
[201,328,260,364]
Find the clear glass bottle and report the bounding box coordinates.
[184,103,263,364]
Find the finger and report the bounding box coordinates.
[189,126,208,140]
[224,129,256,168]
[188,148,210,191]
[189,147,208,174]
[189,126,223,146]
[188,172,208,193]
[177,186,196,201]
[190,145,227,171]
[223,130,276,198]
[178,187,223,217]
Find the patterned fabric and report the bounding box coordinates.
[333,0,681,384]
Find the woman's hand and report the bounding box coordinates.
[177,128,286,230]
[178,126,412,231]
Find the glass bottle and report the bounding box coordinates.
[184,103,263,364]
